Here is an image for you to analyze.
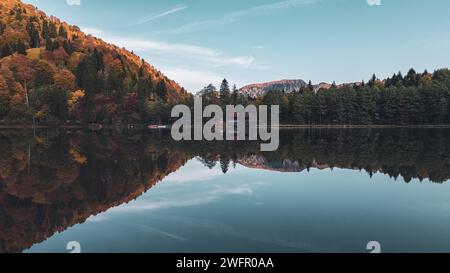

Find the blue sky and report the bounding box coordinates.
[24,0,450,92]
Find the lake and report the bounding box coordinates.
[0,128,449,253]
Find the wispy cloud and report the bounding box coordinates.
[79,27,258,91]
[81,27,103,37]
[134,225,188,241]
[80,27,254,67]
[104,36,255,68]
[367,0,382,6]
[162,0,321,35]
[110,184,253,212]
[66,0,81,6]
[108,161,258,213]
[160,66,242,92]
[133,6,187,26]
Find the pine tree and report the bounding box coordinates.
[15,9,23,21]
[62,40,71,54]
[308,80,314,92]
[232,84,238,105]
[404,68,418,86]
[17,40,26,55]
[52,40,60,51]
[220,157,230,174]
[219,78,231,105]
[48,22,57,38]
[58,25,68,38]
[1,43,13,57]
[42,20,49,39]
[45,36,53,51]
[368,74,377,87]
[396,72,404,85]
[92,49,104,71]
[27,22,41,48]
[137,66,153,101]
[156,81,168,101]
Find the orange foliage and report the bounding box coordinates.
[68,89,85,108]
[52,48,69,67]
[53,69,75,91]
[0,75,8,96]
[69,148,87,165]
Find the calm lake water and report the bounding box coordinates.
[1,128,450,253]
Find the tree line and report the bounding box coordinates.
[199,69,450,125]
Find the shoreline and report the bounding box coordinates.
[1,124,450,129]
[275,124,450,128]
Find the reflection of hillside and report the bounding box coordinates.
[0,131,191,253]
[228,129,450,183]
[0,129,449,253]
[237,155,303,172]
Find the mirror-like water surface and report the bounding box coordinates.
[0,129,449,253]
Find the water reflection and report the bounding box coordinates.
[0,128,449,253]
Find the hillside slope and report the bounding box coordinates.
[0,0,190,125]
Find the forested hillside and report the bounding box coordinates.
[0,0,190,126]
[201,70,450,125]
[271,70,450,125]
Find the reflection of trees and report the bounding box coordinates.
[0,130,190,253]
[0,128,449,253]
[282,129,450,183]
[193,129,450,184]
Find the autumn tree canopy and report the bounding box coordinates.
[0,0,190,125]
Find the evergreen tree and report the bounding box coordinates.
[48,22,57,38]
[62,40,74,54]
[0,21,5,35]
[199,84,219,105]
[219,78,231,105]
[404,68,418,86]
[156,81,168,101]
[220,157,230,174]
[1,43,13,57]
[231,84,238,105]
[45,36,53,51]
[42,20,49,39]
[307,80,314,92]
[15,9,23,21]
[368,74,377,87]
[137,67,153,101]
[17,40,26,55]
[58,25,68,38]
[396,71,404,85]
[27,22,40,48]
[52,40,60,50]
[92,49,104,71]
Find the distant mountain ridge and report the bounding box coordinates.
[239,79,363,97]
[239,79,307,97]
